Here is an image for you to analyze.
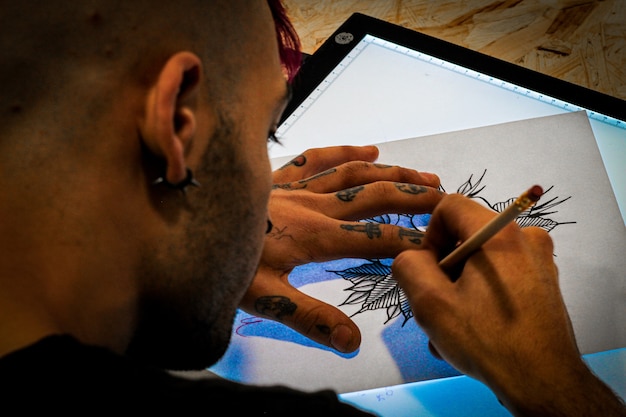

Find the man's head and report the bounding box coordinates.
[0,0,296,370]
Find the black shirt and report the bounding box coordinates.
[0,335,375,416]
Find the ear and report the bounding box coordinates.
[140,52,202,184]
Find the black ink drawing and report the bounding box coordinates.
[330,170,576,326]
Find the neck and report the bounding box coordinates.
[0,163,139,358]
[0,235,138,358]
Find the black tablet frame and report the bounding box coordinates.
[281,13,626,126]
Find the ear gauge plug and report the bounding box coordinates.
[152,168,201,194]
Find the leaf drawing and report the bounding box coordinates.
[330,170,575,326]
[332,260,414,325]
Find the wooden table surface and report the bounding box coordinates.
[283,0,626,101]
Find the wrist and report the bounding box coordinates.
[490,358,626,417]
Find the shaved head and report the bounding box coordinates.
[0,0,272,128]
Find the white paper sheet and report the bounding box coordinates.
[211,112,626,394]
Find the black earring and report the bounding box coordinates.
[266,219,273,234]
[152,168,201,194]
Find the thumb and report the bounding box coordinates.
[392,249,454,336]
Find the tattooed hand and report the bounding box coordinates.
[239,145,443,353]
[392,195,626,417]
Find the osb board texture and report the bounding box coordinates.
[283,0,626,101]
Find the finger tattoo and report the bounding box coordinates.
[272,182,307,190]
[395,183,428,195]
[272,168,338,191]
[341,223,382,239]
[399,228,424,244]
[336,185,365,202]
[267,225,295,241]
[254,296,297,321]
[301,168,336,183]
[279,154,306,170]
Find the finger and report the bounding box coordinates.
[521,226,555,262]
[322,181,443,221]
[392,249,454,329]
[273,145,380,183]
[275,160,440,194]
[266,186,443,262]
[241,269,362,353]
[271,182,442,224]
[425,194,500,256]
[263,214,426,269]
[392,249,457,362]
[428,340,444,360]
[325,222,428,260]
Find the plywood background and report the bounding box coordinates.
[283,0,626,101]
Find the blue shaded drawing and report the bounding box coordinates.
[218,170,574,384]
[336,170,575,326]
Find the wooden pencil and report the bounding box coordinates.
[438,185,544,271]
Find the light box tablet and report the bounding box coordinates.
[271,13,626,219]
[211,13,626,416]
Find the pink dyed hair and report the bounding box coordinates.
[267,0,302,82]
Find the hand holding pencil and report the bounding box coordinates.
[438,185,543,271]
[392,193,626,417]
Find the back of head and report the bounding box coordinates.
[0,0,291,366]
[0,0,281,211]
